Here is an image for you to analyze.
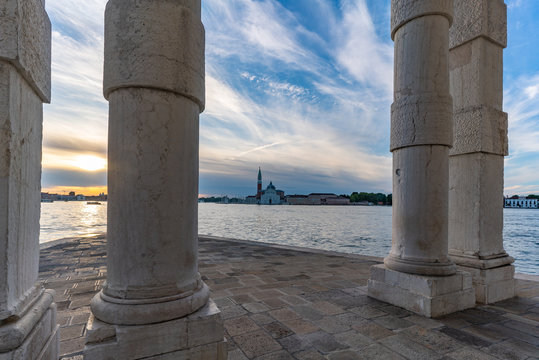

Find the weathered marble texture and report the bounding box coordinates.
[0,0,58,358]
[385,2,455,276]
[86,0,226,357]
[449,0,514,304]
[369,0,476,317]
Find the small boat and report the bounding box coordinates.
[86,201,101,205]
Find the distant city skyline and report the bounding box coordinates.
[42,0,539,197]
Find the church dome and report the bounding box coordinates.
[267,181,276,190]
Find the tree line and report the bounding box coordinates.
[342,192,392,205]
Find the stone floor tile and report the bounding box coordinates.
[293,348,325,360]
[214,297,236,308]
[481,322,539,346]
[250,313,276,325]
[251,289,286,300]
[262,298,289,309]
[234,329,282,358]
[372,315,414,331]
[380,333,443,360]
[59,356,83,360]
[437,315,472,329]
[280,295,309,306]
[333,330,373,349]
[378,305,413,318]
[243,302,271,314]
[502,311,539,326]
[263,322,294,339]
[225,315,261,336]
[355,343,407,360]
[70,312,90,325]
[281,318,320,335]
[460,324,510,343]
[481,342,529,360]
[438,326,492,348]
[228,348,249,360]
[40,236,539,359]
[278,335,311,354]
[254,350,294,360]
[352,321,394,340]
[291,305,324,321]
[231,294,257,305]
[401,326,461,354]
[221,304,249,319]
[310,301,345,315]
[493,338,539,358]
[349,305,387,319]
[327,350,364,359]
[269,308,301,322]
[403,314,444,329]
[315,315,353,334]
[59,337,86,357]
[303,331,349,354]
[445,347,499,360]
[60,324,85,341]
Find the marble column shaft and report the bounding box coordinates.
[448,0,514,303]
[368,0,476,318]
[85,1,226,358]
[385,0,456,276]
[91,0,208,326]
[0,0,58,359]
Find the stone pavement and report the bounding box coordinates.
[39,235,539,360]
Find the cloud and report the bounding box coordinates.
[504,73,539,195]
[334,0,393,95]
[42,169,107,188]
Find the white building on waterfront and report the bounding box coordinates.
[260,181,281,205]
[504,197,538,208]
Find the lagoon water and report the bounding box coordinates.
[40,202,538,275]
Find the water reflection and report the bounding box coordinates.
[40,202,538,274]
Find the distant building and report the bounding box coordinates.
[286,195,309,205]
[504,197,538,208]
[245,195,257,204]
[260,182,281,205]
[286,193,350,205]
[251,168,284,204]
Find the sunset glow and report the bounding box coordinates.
[72,155,107,172]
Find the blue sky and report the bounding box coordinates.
[42,0,538,197]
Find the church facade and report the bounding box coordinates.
[245,168,284,204]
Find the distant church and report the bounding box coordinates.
[245,168,284,205]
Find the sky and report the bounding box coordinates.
[42,0,539,197]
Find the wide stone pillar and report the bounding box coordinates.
[84,1,226,358]
[448,0,514,304]
[368,0,475,318]
[0,1,59,359]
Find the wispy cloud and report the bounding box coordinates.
[42,0,537,197]
[43,0,108,190]
[504,73,539,195]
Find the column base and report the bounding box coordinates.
[367,264,476,318]
[458,264,515,304]
[450,253,515,304]
[84,299,227,360]
[0,290,59,360]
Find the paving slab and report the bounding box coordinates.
[39,234,539,359]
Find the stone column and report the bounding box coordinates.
[0,1,59,359]
[368,0,475,318]
[448,0,514,304]
[84,1,226,358]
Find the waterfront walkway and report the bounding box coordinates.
[39,235,539,360]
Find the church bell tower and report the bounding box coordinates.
[257,167,262,200]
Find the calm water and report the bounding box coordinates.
[40,202,538,274]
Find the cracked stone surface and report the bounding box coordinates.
[39,235,539,359]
